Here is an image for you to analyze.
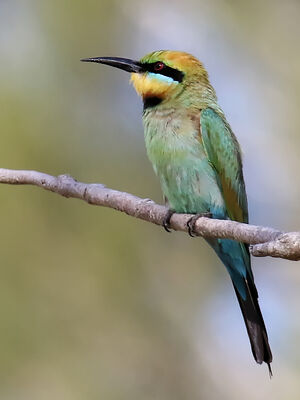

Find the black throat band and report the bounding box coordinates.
[143,96,162,110]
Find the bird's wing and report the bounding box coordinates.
[200,108,248,223]
[200,109,272,369]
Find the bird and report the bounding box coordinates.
[81,50,273,374]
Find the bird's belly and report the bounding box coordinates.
[157,157,224,215]
[145,137,224,215]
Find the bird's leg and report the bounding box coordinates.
[187,212,212,237]
[163,209,176,233]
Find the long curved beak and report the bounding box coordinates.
[81,57,143,73]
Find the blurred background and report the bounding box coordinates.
[0,0,300,398]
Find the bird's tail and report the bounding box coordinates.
[232,272,273,376]
[207,238,273,374]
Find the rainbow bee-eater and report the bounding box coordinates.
[82,50,272,373]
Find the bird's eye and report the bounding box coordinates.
[154,62,165,72]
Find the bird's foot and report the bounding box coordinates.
[187,212,212,237]
[163,209,175,233]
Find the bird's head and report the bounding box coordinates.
[81,50,214,108]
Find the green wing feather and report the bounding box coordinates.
[200,109,273,370]
[200,108,248,224]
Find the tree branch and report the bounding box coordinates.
[0,168,299,261]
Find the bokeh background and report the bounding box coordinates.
[0,0,300,399]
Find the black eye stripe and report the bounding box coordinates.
[140,62,184,83]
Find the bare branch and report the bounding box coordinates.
[0,168,299,261]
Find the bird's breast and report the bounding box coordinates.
[143,110,225,214]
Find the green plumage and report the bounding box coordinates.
[140,52,272,372]
[143,105,251,287]
[83,50,273,373]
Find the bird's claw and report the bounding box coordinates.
[187,212,212,237]
[163,209,175,232]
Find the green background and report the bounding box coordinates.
[1,1,300,398]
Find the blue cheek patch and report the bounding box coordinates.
[148,73,176,84]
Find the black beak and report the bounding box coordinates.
[81,57,143,73]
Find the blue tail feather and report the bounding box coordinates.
[207,238,249,300]
[206,237,273,370]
